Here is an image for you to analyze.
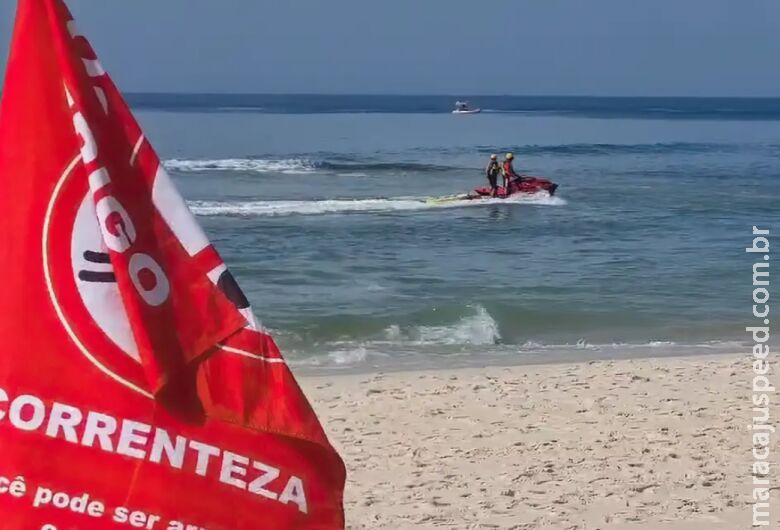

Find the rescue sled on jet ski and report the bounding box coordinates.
[427,176,558,204]
[473,176,558,198]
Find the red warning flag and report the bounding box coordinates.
[0,1,346,528]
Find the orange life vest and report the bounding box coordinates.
[502,160,514,177]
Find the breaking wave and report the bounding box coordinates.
[188,193,566,217]
[287,336,746,370]
[275,304,749,370]
[165,158,315,174]
[287,306,501,368]
[164,157,455,175]
[386,305,501,346]
[163,142,766,176]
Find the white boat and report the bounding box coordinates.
[452,108,481,114]
[452,101,481,114]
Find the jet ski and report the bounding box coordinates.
[427,176,558,204]
[472,176,558,198]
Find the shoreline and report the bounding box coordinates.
[300,353,774,529]
[291,343,747,378]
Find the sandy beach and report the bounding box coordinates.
[301,354,775,529]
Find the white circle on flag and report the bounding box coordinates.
[43,155,152,398]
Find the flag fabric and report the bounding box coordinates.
[0,1,346,528]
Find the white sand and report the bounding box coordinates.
[300,354,778,529]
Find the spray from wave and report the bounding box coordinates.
[188,193,566,217]
[283,306,748,369]
[386,305,501,346]
[288,306,500,368]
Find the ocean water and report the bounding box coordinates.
[131,95,779,372]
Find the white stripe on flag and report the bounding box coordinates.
[218,344,287,364]
[130,135,144,166]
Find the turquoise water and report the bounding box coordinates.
[133,96,779,371]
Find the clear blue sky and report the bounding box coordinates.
[1,0,779,96]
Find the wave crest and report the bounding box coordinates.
[164,157,455,175]
[400,305,501,346]
[164,158,316,174]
